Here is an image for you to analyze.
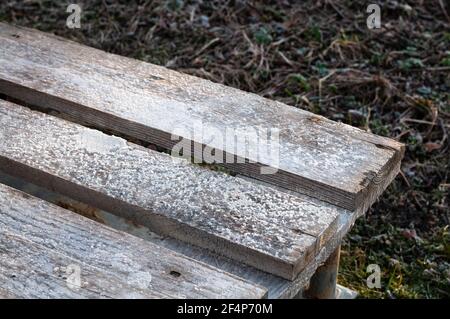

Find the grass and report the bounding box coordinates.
[340,218,450,298]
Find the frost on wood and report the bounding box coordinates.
[0,22,404,212]
[0,100,349,280]
[0,183,267,299]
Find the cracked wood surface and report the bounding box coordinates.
[0,23,404,212]
[0,183,268,299]
[0,100,348,280]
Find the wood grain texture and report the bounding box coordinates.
[0,171,354,299]
[0,23,404,212]
[0,183,267,299]
[0,287,18,299]
[0,100,347,280]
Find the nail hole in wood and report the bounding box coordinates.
[169,270,181,278]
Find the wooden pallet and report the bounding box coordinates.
[0,23,403,299]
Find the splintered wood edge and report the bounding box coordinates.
[354,147,403,218]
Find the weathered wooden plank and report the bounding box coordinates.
[0,231,171,299]
[0,183,267,299]
[0,287,18,299]
[0,100,346,280]
[0,23,404,212]
[0,171,353,299]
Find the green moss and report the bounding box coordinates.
[398,58,424,70]
[254,27,273,45]
[289,73,311,92]
[305,25,322,42]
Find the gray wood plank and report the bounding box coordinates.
[0,231,171,299]
[0,100,347,280]
[0,183,267,299]
[0,23,404,212]
[0,287,18,299]
[0,171,353,299]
